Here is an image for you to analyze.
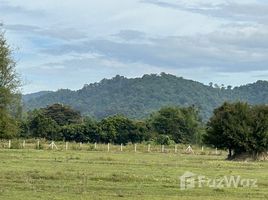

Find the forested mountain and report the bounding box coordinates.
[23,91,52,102]
[23,73,268,121]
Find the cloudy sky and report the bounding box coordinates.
[1,0,268,93]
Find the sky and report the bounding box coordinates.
[1,0,268,94]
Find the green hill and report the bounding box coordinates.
[23,73,268,121]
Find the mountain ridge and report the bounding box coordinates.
[23,73,268,120]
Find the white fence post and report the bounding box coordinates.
[148,144,151,152]
[23,140,25,148]
[120,144,123,152]
[107,143,110,152]
[8,140,11,149]
[37,140,40,149]
[49,141,58,150]
[134,144,137,153]
[161,145,164,153]
[94,142,97,149]
[65,142,68,150]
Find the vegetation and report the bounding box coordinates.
[23,73,268,120]
[1,29,268,162]
[10,98,268,161]
[20,104,201,146]
[0,149,267,200]
[149,106,200,144]
[1,18,268,200]
[0,32,21,139]
[27,110,61,140]
[205,102,268,160]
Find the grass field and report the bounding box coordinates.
[0,149,267,200]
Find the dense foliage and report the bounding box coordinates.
[149,106,201,144]
[27,110,61,140]
[20,104,201,145]
[41,103,82,126]
[23,73,268,121]
[0,32,21,139]
[205,102,268,159]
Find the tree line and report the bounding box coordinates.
[16,102,268,159]
[1,30,268,160]
[19,103,202,146]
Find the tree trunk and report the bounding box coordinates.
[228,148,232,159]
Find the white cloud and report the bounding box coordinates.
[0,0,267,93]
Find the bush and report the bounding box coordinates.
[10,140,22,149]
[155,135,174,145]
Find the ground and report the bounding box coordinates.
[0,149,267,200]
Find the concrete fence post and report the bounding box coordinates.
[161,145,164,153]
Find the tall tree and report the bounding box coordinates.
[61,118,100,143]
[99,115,144,144]
[28,110,60,140]
[150,106,201,144]
[205,102,268,159]
[204,102,251,158]
[247,105,268,157]
[42,103,82,126]
[0,31,21,138]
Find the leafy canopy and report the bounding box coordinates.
[205,102,268,158]
[0,32,21,138]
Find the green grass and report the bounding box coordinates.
[0,149,267,200]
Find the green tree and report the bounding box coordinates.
[28,110,61,140]
[247,105,268,157]
[99,115,145,144]
[205,102,268,159]
[204,102,251,158]
[61,118,100,143]
[42,103,82,126]
[155,135,173,145]
[150,106,201,144]
[83,118,101,143]
[61,124,86,142]
[0,31,21,138]
[99,117,117,143]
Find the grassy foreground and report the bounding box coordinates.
[0,150,267,200]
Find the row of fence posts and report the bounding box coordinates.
[4,140,220,154]
[7,140,26,149]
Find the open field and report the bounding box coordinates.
[0,149,267,200]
